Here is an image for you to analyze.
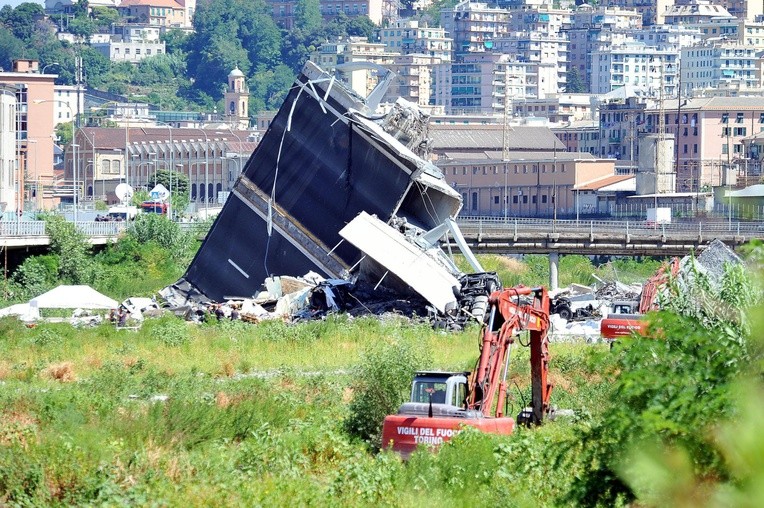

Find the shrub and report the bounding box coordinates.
[151,316,190,347]
[344,337,432,449]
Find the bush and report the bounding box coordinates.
[344,337,432,449]
[150,316,190,347]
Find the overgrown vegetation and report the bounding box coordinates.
[1,222,762,505]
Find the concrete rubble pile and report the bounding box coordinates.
[549,239,744,341]
[160,62,497,330]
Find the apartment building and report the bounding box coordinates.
[602,0,675,26]
[506,6,571,35]
[719,0,764,20]
[53,85,85,125]
[379,19,453,61]
[0,85,18,217]
[310,38,397,98]
[385,54,443,106]
[594,94,764,190]
[681,40,762,92]
[432,53,527,115]
[267,0,383,28]
[91,25,166,64]
[552,122,602,154]
[591,41,680,96]
[567,3,644,30]
[0,60,59,212]
[515,94,595,123]
[440,1,511,55]
[493,32,568,98]
[663,1,734,24]
[117,0,191,28]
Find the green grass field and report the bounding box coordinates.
[0,314,612,507]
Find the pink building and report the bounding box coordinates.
[644,96,764,191]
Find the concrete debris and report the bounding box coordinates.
[695,239,743,287]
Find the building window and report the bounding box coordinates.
[542,195,547,204]
[723,127,731,136]
[513,195,518,204]
[734,127,747,136]
[736,112,744,123]
[494,196,499,204]
[532,195,537,204]
[722,113,729,123]
[522,195,528,204]
[471,192,477,210]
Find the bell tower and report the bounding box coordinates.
[224,67,249,130]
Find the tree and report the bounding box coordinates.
[67,16,96,40]
[148,168,190,218]
[0,26,25,70]
[294,0,322,31]
[91,6,120,29]
[186,0,281,99]
[566,66,586,93]
[161,28,189,55]
[6,2,45,41]
[55,121,73,146]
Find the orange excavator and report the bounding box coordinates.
[381,286,553,457]
[600,257,680,339]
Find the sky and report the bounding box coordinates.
[0,0,45,8]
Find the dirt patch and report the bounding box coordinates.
[0,361,11,381]
[495,256,527,273]
[220,360,237,378]
[0,411,39,447]
[548,371,575,393]
[43,362,77,383]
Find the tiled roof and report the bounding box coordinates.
[430,126,565,151]
[120,0,183,8]
[78,127,255,152]
[576,174,634,191]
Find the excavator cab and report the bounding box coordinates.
[410,372,469,408]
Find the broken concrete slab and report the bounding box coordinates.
[339,211,460,313]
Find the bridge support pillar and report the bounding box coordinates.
[549,252,559,291]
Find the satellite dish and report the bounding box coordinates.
[115,183,134,204]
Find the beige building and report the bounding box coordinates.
[0,60,58,212]
[310,38,397,98]
[440,153,617,218]
[385,54,443,106]
[118,0,191,28]
[71,127,256,207]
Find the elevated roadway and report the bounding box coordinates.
[453,217,761,256]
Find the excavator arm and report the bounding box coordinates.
[467,286,552,424]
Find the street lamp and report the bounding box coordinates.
[41,62,61,74]
[34,99,77,225]
[28,139,38,209]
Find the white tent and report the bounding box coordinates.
[0,303,33,320]
[29,285,118,311]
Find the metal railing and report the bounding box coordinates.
[455,217,764,238]
[0,220,127,238]
[2,218,761,246]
